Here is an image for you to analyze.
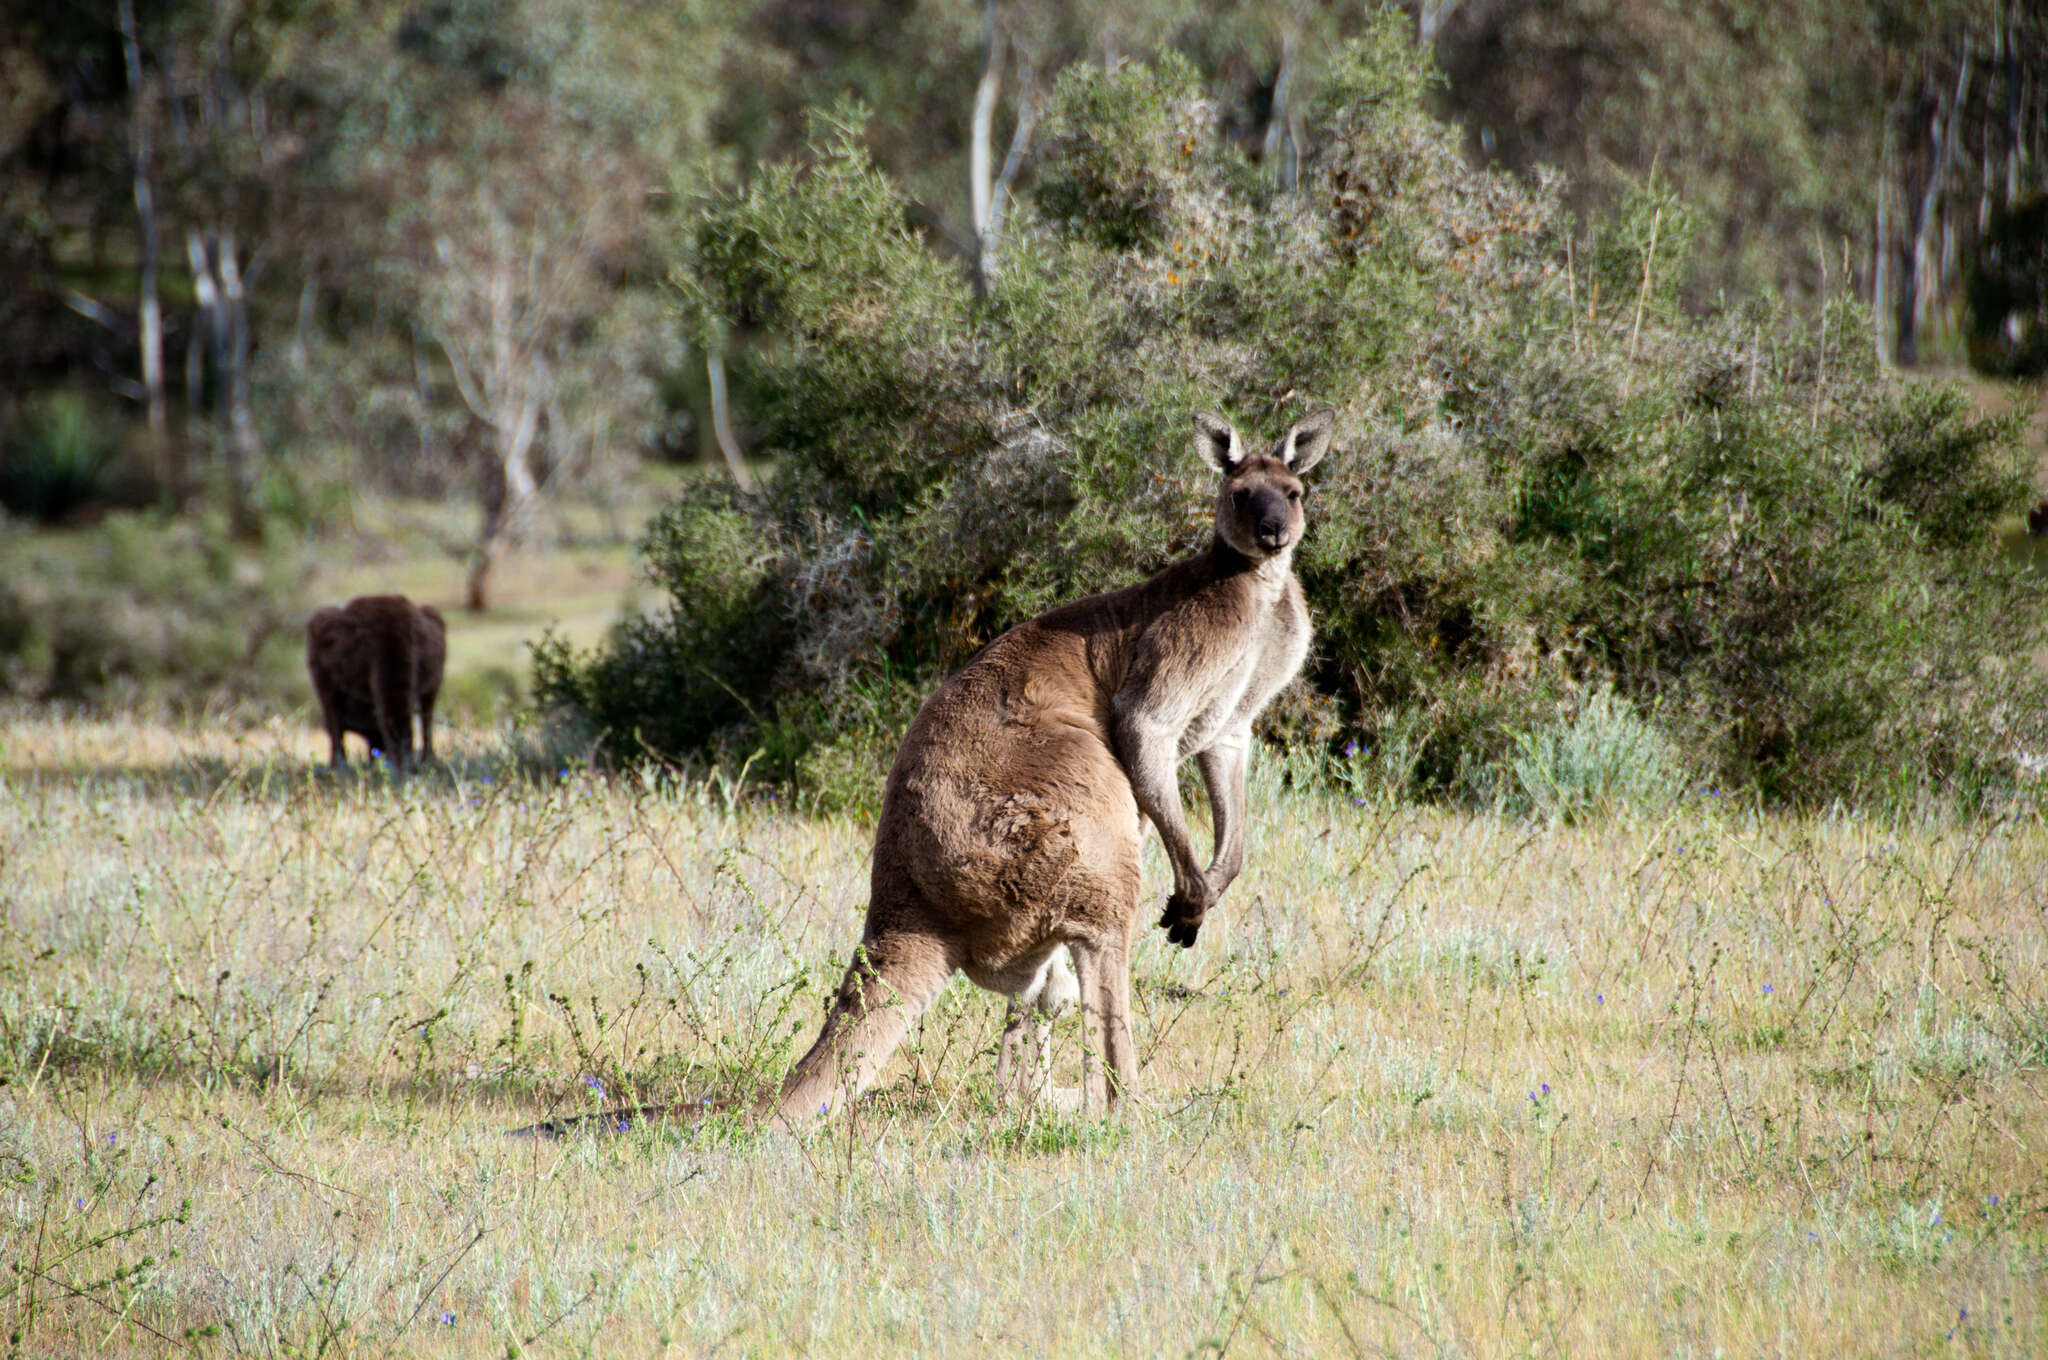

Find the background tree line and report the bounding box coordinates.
[2,0,2044,806]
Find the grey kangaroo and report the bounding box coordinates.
[770,407,1333,1122]
[519,408,1333,1136]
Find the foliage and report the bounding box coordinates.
[1967,192,2048,377]
[0,392,123,523]
[540,31,2048,807]
[1502,688,1686,821]
[0,511,306,706]
[1425,0,2048,368]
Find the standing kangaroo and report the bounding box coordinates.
[305,594,447,771]
[766,408,1334,1122]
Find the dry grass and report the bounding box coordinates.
[3,714,2045,1357]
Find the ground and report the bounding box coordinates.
[2,714,2043,1356]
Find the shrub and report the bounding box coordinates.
[0,392,123,522]
[539,23,2048,808]
[0,510,308,706]
[1503,688,1686,821]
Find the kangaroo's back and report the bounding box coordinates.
[306,594,444,769]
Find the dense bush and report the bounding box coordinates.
[0,511,308,707]
[537,23,2048,808]
[0,392,124,523]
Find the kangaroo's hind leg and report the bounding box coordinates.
[767,925,957,1128]
[1070,935,1139,1114]
[993,947,1082,1112]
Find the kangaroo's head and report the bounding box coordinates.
[1193,408,1335,561]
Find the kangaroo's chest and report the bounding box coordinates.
[1178,584,1310,756]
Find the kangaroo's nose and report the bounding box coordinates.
[1256,518,1289,547]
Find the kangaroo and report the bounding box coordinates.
[514,409,1332,1137]
[305,594,447,771]
[757,407,1333,1124]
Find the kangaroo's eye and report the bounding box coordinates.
[1287,489,1302,504]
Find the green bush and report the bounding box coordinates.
[1503,689,1686,821]
[0,392,123,522]
[0,511,308,706]
[539,24,2048,808]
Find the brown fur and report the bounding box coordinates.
[305,594,447,771]
[758,410,1336,1124]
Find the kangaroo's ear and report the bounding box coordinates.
[1193,411,1245,475]
[1279,407,1335,473]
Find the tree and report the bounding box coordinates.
[540,33,2047,807]
[1421,0,2048,367]
[386,97,665,611]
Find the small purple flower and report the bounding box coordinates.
[1808,1231,1818,1241]
[1351,796,1368,806]
[1596,992,1605,1004]
[616,1118,631,1133]
[584,1076,605,1099]
[1989,1195,2000,1206]
[370,747,383,759]
[1342,740,1360,759]
[441,1311,456,1326]
[75,1197,85,1210]
[1540,1083,1550,1095]
[1762,984,1774,995]
[107,1132,117,1145]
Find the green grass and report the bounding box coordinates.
[3,713,2045,1356]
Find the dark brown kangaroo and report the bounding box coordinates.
[764,408,1334,1122]
[306,594,447,771]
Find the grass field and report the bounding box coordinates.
[3,714,2044,1357]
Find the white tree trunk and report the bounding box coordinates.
[971,1,1005,296]
[1873,137,1892,366]
[218,228,263,532]
[1264,30,1298,190]
[705,350,755,495]
[119,0,168,486]
[467,397,541,612]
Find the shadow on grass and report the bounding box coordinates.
[0,753,571,805]
[7,1028,765,1134]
